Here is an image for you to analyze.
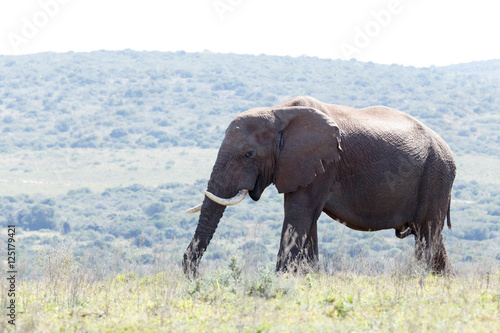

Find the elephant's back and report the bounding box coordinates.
[334,106,431,163]
[347,105,456,179]
[325,106,430,228]
[334,105,427,138]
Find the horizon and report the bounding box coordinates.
[2,48,499,69]
[1,0,499,68]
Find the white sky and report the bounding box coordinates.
[0,0,499,67]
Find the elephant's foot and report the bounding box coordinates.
[276,249,319,274]
[430,245,455,277]
[414,235,455,277]
[276,261,318,274]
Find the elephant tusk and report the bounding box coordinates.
[185,204,202,214]
[205,189,249,206]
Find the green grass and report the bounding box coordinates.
[4,248,499,332]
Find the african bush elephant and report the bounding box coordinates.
[183,96,456,276]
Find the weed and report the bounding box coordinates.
[5,252,500,332]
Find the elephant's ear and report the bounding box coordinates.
[272,107,342,194]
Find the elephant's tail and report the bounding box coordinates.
[446,198,452,229]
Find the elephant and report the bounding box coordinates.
[183,96,456,276]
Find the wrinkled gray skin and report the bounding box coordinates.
[183,96,456,277]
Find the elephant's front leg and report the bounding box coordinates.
[276,184,329,273]
[276,220,318,272]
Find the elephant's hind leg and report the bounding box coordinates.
[412,155,455,275]
[413,207,455,275]
[411,188,456,276]
[413,224,454,276]
[431,233,454,275]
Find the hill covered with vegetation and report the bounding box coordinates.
[0,51,499,277]
[1,50,499,154]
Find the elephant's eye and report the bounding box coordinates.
[245,151,255,159]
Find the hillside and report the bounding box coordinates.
[1,51,499,155]
[0,51,499,276]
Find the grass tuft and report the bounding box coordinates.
[3,246,499,332]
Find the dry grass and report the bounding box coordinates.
[0,148,217,195]
[2,245,499,332]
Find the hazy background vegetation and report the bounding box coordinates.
[0,50,499,278]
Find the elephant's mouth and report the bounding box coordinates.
[249,189,260,201]
[249,175,266,201]
[208,178,263,204]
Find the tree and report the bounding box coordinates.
[143,203,166,217]
[62,221,71,235]
[17,205,56,230]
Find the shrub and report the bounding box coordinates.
[110,128,128,138]
[134,234,153,248]
[126,228,142,239]
[55,120,70,132]
[164,228,177,238]
[104,235,115,242]
[40,198,56,206]
[143,203,166,217]
[154,220,167,229]
[461,226,490,241]
[17,205,56,230]
[487,207,500,216]
[62,221,71,235]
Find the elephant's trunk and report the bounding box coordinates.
[182,197,226,276]
[183,193,226,277]
[183,149,254,277]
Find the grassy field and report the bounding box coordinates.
[0,148,217,195]
[3,247,499,332]
[455,154,500,186]
[2,149,499,332]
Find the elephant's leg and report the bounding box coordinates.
[276,210,320,272]
[278,219,319,271]
[414,226,431,267]
[412,156,455,275]
[304,220,319,267]
[413,209,454,276]
[276,174,331,273]
[430,233,455,276]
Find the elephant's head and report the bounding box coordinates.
[182,106,342,277]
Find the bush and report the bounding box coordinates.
[487,207,500,216]
[55,120,70,132]
[110,128,128,138]
[143,203,166,217]
[134,234,153,248]
[41,198,56,206]
[17,205,56,230]
[71,136,98,148]
[62,221,71,235]
[126,228,142,239]
[85,222,102,232]
[104,235,115,242]
[461,226,490,241]
[173,69,192,78]
[165,228,177,238]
